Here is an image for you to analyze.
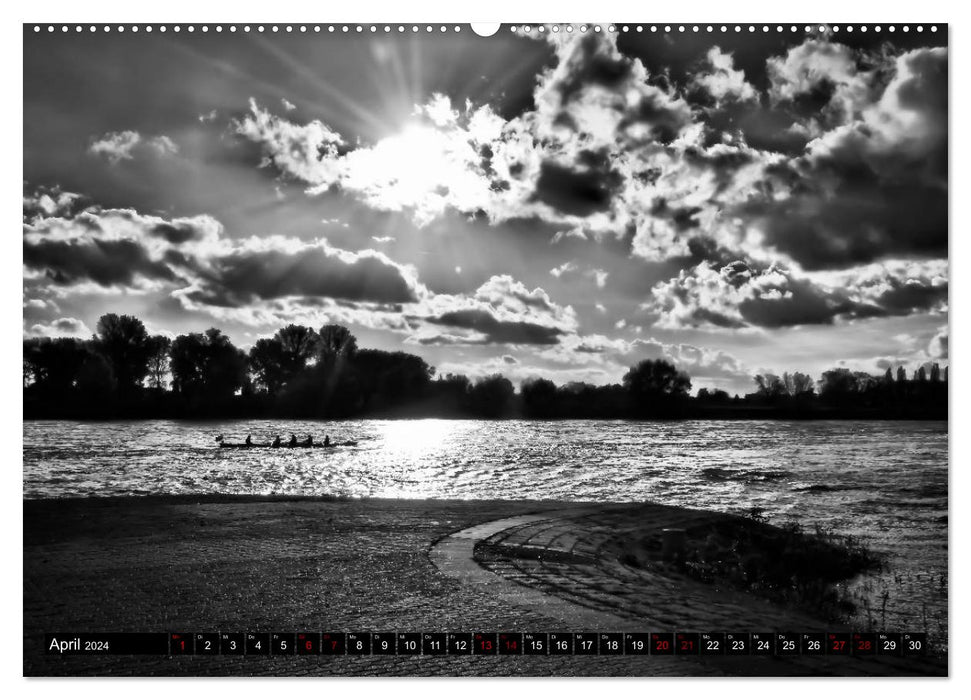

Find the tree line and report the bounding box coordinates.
[23,313,947,420]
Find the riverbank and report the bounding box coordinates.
[23,495,945,676]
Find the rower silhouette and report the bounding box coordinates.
[245,435,252,446]
[272,435,281,448]
[324,435,331,447]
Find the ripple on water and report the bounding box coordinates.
[24,418,946,640]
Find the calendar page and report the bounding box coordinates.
[23,21,948,678]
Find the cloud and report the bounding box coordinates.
[231,33,697,237]
[766,39,882,131]
[740,47,947,270]
[23,186,83,220]
[588,268,608,288]
[236,96,507,226]
[928,326,948,360]
[23,205,222,289]
[26,317,92,338]
[23,188,588,350]
[281,98,297,111]
[23,188,424,317]
[148,135,179,156]
[185,238,423,308]
[23,298,57,312]
[690,47,758,106]
[409,274,577,346]
[549,262,607,288]
[435,356,616,387]
[531,151,621,217]
[234,98,346,186]
[228,33,945,300]
[89,130,141,163]
[88,131,180,163]
[646,258,947,330]
[422,309,563,345]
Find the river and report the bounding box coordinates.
[23,418,948,646]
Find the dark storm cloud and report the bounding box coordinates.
[554,33,635,103]
[737,278,868,328]
[618,90,694,144]
[615,26,945,96]
[531,151,622,217]
[740,47,947,270]
[150,221,213,244]
[412,332,489,347]
[649,198,703,233]
[424,308,564,345]
[872,278,949,315]
[23,238,178,287]
[190,245,421,307]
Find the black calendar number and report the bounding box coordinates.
[346,633,371,655]
[195,633,219,655]
[902,633,927,656]
[801,633,824,655]
[245,633,269,655]
[447,633,472,655]
[625,633,650,655]
[574,633,598,655]
[700,633,725,656]
[422,633,446,655]
[776,633,799,656]
[523,633,548,655]
[549,633,573,655]
[599,633,623,655]
[220,632,244,655]
[725,633,750,656]
[271,632,295,655]
[372,632,396,655]
[397,633,421,655]
[877,632,902,657]
[750,633,774,656]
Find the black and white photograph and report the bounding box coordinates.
[22,18,949,678]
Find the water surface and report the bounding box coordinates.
[24,419,947,645]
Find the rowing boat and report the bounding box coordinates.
[217,440,358,449]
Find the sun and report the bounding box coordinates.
[340,121,487,225]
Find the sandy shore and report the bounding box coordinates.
[23,495,946,677]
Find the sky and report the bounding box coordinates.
[22,24,948,396]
